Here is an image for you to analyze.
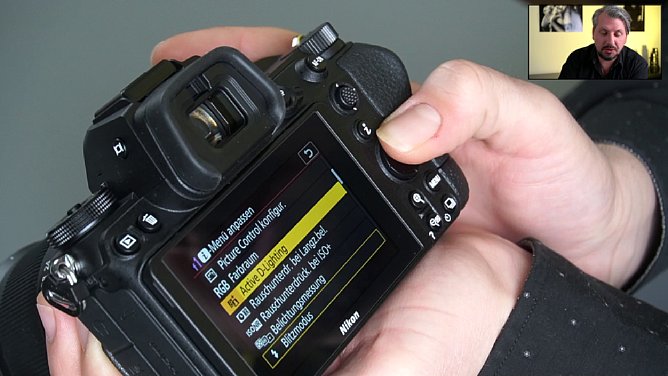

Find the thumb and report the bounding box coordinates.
[377,59,581,164]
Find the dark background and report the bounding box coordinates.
[0,1,665,311]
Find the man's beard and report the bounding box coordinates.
[597,45,619,61]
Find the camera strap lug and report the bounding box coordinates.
[42,254,90,316]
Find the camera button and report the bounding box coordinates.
[425,211,444,231]
[409,191,428,210]
[305,55,327,73]
[442,195,458,212]
[355,120,374,141]
[296,57,327,83]
[425,171,443,192]
[137,213,160,233]
[115,233,140,255]
[379,149,418,181]
[113,138,128,159]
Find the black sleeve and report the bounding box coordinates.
[479,239,668,375]
[562,80,668,291]
[557,52,577,79]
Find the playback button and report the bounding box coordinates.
[116,233,140,255]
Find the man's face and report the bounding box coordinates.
[593,13,628,61]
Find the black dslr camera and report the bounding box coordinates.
[40,23,468,375]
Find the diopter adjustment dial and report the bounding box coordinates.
[297,22,339,56]
[47,187,116,249]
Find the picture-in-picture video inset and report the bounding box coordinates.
[529,4,662,80]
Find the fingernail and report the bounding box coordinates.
[150,40,167,63]
[377,103,442,152]
[36,303,56,344]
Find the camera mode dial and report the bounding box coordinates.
[47,187,116,249]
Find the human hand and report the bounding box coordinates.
[376,60,657,287]
[36,294,120,376]
[323,227,531,375]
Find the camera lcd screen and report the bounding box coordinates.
[155,113,418,375]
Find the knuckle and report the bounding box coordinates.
[429,59,491,103]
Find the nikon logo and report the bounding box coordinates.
[339,311,360,336]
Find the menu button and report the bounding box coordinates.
[426,172,443,192]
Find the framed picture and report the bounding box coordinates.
[539,5,583,32]
[624,5,645,32]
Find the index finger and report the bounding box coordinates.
[150,26,297,64]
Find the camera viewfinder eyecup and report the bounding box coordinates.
[84,47,286,211]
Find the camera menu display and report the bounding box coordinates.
[160,116,399,373]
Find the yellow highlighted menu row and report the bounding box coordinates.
[221,182,347,315]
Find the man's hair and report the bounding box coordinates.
[592,6,632,34]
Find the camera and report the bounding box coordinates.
[39,23,468,375]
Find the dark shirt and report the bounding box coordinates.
[558,44,648,79]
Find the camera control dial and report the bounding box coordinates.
[296,22,339,56]
[46,187,116,249]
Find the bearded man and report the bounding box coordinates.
[559,6,648,79]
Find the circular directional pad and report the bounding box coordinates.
[378,147,418,181]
